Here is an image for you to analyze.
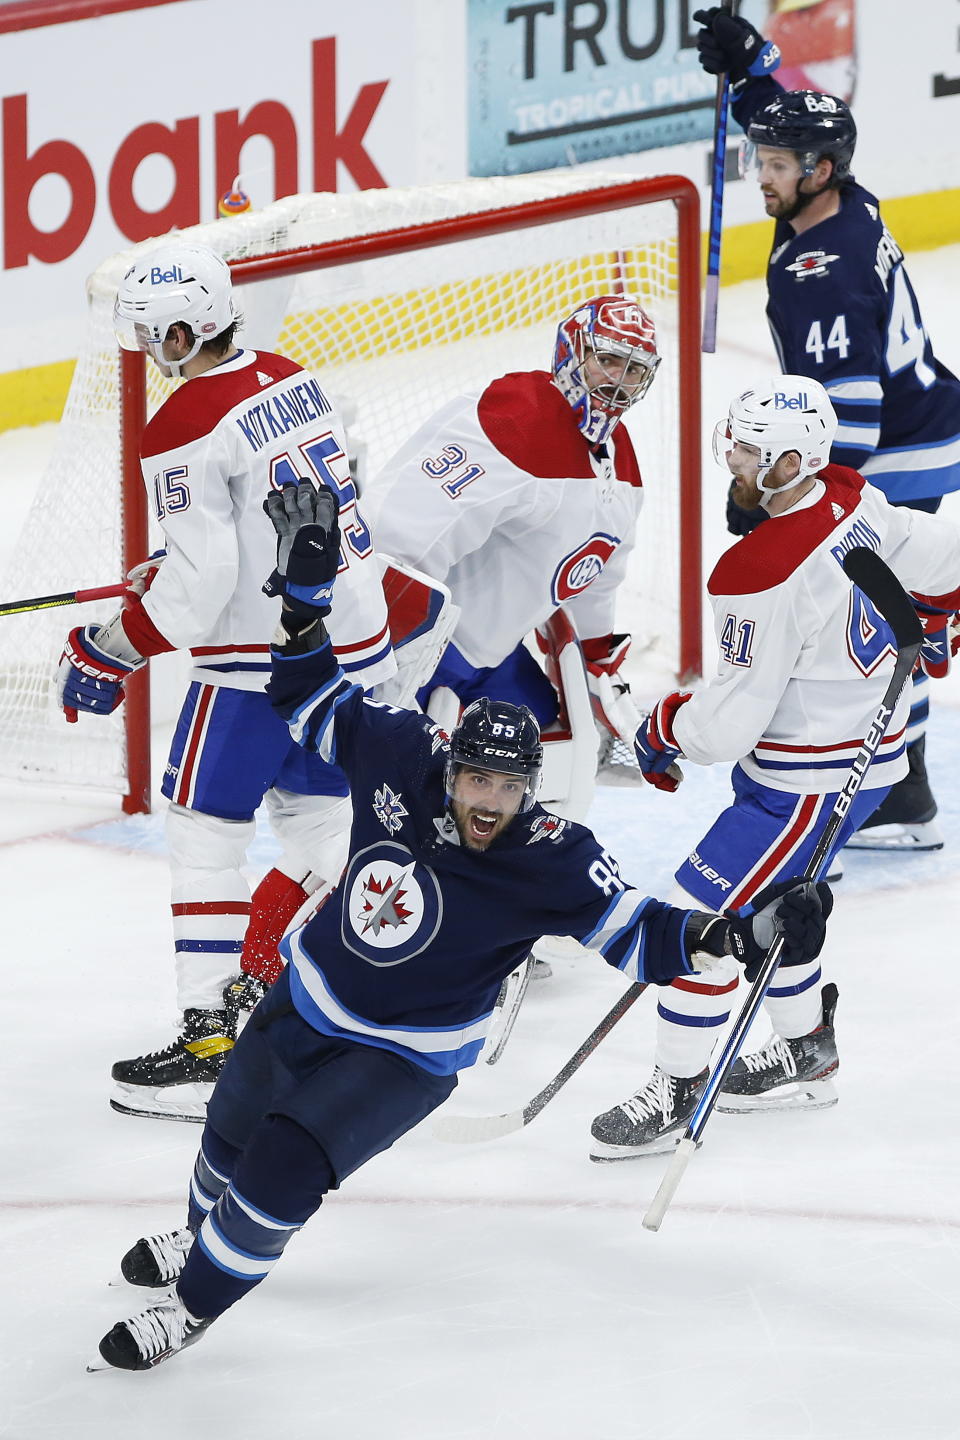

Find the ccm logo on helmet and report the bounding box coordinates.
[774,391,809,409]
[551,533,620,605]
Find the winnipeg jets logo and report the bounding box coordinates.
[528,815,568,845]
[357,862,416,937]
[785,250,840,280]
[342,844,442,964]
[373,783,408,835]
[832,502,844,520]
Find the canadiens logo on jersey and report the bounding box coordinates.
[373,783,408,835]
[551,532,620,605]
[785,250,840,281]
[342,842,442,965]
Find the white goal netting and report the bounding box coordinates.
[0,169,695,804]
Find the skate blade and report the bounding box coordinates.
[108,1271,177,1291]
[589,1134,699,1162]
[845,820,943,853]
[110,1081,212,1123]
[86,1353,114,1373]
[716,1078,838,1114]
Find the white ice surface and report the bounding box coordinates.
[2,253,960,1439]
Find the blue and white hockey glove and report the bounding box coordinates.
[692,7,781,87]
[58,623,138,723]
[263,479,341,619]
[728,877,834,984]
[913,602,960,680]
[634,691,691,792]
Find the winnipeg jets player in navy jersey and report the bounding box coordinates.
[89,479,832,1372]
[693,5,960,850]
[57,243,394,1121]
[589,377,960,1161]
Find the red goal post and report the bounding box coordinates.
[1,171,701,813]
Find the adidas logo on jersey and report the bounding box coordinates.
[257,371,273,386]
[832,503,844,520]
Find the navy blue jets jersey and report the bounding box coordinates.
[267,641,698,1075]
[734,77,960,504]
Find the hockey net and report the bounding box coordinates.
[0,170,700,811]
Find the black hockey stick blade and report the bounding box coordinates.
[433,981,647,1143]
[842,548,922,650]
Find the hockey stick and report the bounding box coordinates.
[0,582,126,617]
[433,979,648,1142]
[483,954,534,1066]
[702,0,739,354]
[642,548,923,1230]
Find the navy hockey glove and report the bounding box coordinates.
[57,624,138,722]
[634,691,690,792]
[692,7,781,86]
[263,479,341,619]
[726,480,769,537]
[727,878,834,983]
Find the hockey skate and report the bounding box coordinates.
[90,1293,212,1372]
[717,984,839,1113]
[846,738,943,852]
[589,1066,708,1160]
[117,1227,194,1289]
[110,1007,235,1123]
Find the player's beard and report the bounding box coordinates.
[762,179,827,225]
[450,801,514,852]
[730,472,765,511]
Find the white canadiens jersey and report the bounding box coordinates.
[362,370,644,668]
[132,349,394,692]
[674,466,960,794]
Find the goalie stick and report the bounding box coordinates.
[433,980,647,1142]
[642,548,923,1231]
[0,582,126,617]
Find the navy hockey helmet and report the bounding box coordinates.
[745,89,857,181]
[446,699,543,812]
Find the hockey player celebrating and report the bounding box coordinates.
[90,478,832,1372]
[362,293,659,743]
[692,5,960,850]
[589,376,960,1161]
[57,242,395,1121]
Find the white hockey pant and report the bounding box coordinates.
[654,883,825,1080]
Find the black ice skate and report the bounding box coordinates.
[110,1007,235,1123]
[90,1294,212,1372]
[119,1227,194,1288]
[589,1066,708,1160]
[717,984,839,1113]
[846,738,943,852]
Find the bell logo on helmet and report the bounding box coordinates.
[774,391,808,410]
[804,94,840,114]
[149,265,187,285]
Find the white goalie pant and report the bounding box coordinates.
[167,792,351,1013]
[654,883,825,1081]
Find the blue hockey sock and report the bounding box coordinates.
[178,1114,335,1318]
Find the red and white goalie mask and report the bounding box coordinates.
[553,295,660,447]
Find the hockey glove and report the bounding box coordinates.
[263,479,341,619]
[913,602,960,679]
[125,549,167,598]
[728,877,834,983]
[583,633,640,741]
[57,623,140,722]
[692,7,781,86]
[726,481,769,537]
[633,691,691,792]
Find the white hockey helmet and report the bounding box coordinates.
[713,375,837,503]
[113,242,237,377]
